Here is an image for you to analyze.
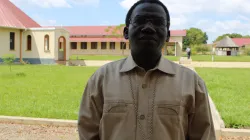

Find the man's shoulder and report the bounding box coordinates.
[165,58,197,77]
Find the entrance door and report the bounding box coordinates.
[58,36,66,61]
[227,51,231,56]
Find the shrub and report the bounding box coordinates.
[243,48,250,56]
[2,54,15,72]
[191,44,211,55]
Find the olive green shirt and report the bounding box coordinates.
[78,55,216,140]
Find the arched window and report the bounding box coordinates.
[27,35,32,51]
[44,35,49,51]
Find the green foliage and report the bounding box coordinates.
[215,33,250,42]
[166,46,175,55]
[191,44,211,55]
[105,24,125,37]
[183,28,208,47]
[105,24,126,55]
[243,48,250,56]
[2,54,15,72]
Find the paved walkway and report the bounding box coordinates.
[70,60,250,68]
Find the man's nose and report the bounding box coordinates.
[141,22,156,34]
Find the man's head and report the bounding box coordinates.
[123,0,171,58]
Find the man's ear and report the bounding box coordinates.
[166,30,170,42]
[123,26,129,39]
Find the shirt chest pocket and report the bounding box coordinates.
[153,102,187,139]
[103,102,129,113]
[100,102,135,140]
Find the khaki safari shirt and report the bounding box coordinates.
[78,55,216,140]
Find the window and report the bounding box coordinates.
[120,42,126,50]
[44,35,49,51]
[71,42,77,49]
[110,42,115,50]
[81,42,87,49]
[10,32,15,50]
[27,35,32,51]
[101,42,106,49]
[91,42,97,49]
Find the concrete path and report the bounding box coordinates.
[70,60,250,68]
[1,122,249,140]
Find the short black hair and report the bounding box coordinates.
[125,0,170,29]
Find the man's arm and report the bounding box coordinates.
[187,75,216,140]
[78,74,103,140]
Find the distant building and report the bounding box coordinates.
[0,0,186,64]
[213,36,250,56]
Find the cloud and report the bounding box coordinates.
[32,14,58,26]
[10,0,99,8]
[119,0,250,43]
[10,0,71,8]
[195,19,250,42]
[120,0,250,14]
[71,0,99,5]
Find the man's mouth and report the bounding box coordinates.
[138,35,157,41]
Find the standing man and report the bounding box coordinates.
[186,47,191,59]
[78,0,216,140]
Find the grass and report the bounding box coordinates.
[70,55,180,61]
[1,65,249,128]
[196,68,250,128]
[191,55,250,62]
[0,65,98,120]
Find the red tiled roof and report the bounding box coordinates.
[70,37,128,42]
[0,0,40,28]
[63,26,186,37]
[232,38,250,47]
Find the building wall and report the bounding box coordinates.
[0,27,21,61]
[22,29,56,64]
[70,42,130,56]
[171,36,183,56]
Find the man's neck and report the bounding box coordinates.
[132,53,161,71]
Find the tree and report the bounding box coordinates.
[105,24,127,55]
[2,54,15,72]
[183,28,208,50]
[214,33,250,42]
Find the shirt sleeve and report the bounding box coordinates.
[187,75,216,140]
[78,72,103,140]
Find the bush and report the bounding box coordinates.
[191,44,211,55]
[2,54,15,72]
[166,46,175,55]
[243,48,250,56]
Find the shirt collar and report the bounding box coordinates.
[120,55,176,75]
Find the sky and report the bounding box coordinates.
[10,0,250,43]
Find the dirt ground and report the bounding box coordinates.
[1,123,250,140]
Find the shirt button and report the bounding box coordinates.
[142,84,147,89]
[140,115,145,120]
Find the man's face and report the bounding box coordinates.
[125,3,169,57]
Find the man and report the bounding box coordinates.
[186,47,191,59]
[78,0,216,140]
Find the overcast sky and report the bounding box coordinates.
[10,0,250,43]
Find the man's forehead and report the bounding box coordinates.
[131,3,166,18]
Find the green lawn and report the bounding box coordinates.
[191,55,250,62]
[0,65,98,120]
[196,68,250,128]
[70,55,180,61]
[1,65,249,129]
